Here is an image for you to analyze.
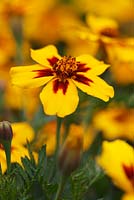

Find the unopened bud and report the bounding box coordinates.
[0,121,13,142]
[58,129,83,176]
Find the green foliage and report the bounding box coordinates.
[71,158,104,200]
[0,145,105,200]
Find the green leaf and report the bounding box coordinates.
[71,158,104,200]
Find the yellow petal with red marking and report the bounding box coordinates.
[76,54,110,75]
[97,140,134,193]
[10,64,54,88]
[73,75,114,102]
[40,79,79,117]
[31,45,61,66]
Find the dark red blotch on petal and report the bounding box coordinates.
[33,69,54,78]
[74,74,93,86]
[53,79,69,95]
[47,57,59,66]
[123,164,134,186]
[76,63,90,72]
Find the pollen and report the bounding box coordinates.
[53,56,78,81]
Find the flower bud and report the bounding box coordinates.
[0,121,13,142]
[58,129,83,176]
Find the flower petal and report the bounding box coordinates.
[97,140,134,193]
[31,45,61,66]
[73,75,114,102]
[10,64,54,88]
[40,79,79,117]
[76,54,110,75]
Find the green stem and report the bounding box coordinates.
[3,141,11,173]
[48,117,63,181]
[54,176,67,200]
[55,117,63,155]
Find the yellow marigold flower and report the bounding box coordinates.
[34,121,96,155]
[68,123,96,152]
[10,45,114,117]
[0,122,36,173]
[105,38,134,84]
[93,107,134,141]
[24,5,81,45]
[97,140,134,194]
[70,15,119,57]
[122,193,134,200]
[86,15,119,39]
[0,19,16,66]
[72,0,133,22]
[0,0,56,18]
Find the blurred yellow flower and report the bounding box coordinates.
[105,38,134,84]
[68,123,96,152]
[0,19,16,66]
[93,106,134,141]
[0,122,36,173]
[10,45,114,117]
[86,15,119,39]
[0,0,56,18]
[70,15,119,57]
[72,0,133,22]
[97,140,134,195]
[24,5,81,45]
[35,121,96,155]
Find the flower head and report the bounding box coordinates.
[97,140,134,194]
[0,122,36,173]
[105,38,134,84]
[93,106,134,141]
[10,45,114,117]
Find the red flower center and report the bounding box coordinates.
[33,56,93,95]
[53,56,78,80]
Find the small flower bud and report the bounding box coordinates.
[0,121,13,142]
[58,130,83,176]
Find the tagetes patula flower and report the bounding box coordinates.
[10,45,114,117]
[0,19,16,66]
[97,140,134,196]
[71,15,119,57]
[105,38,134,84]
[68,124,96,152]
[93,107,134,141]
[24,5,81,45]
[86,15,119,40]
[35,121,95,155]
[0,0,56,18]
[72,0,133,22]
[0,122,36,173]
